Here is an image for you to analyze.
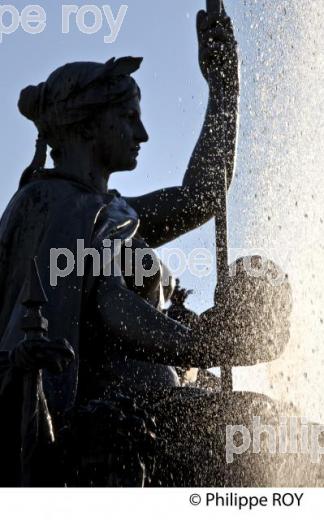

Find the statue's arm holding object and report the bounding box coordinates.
[126,4,239,247]
[96,274,226,369]
[96,258,291,371]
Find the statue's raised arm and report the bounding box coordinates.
[126,3,239,247]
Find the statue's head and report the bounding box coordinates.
[18,57,149,187]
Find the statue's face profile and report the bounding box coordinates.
[18,58,148,184]
[93,93,149,174]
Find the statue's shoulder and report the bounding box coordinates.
[6,177,105,215]
[106,189,139,219]
[0,178,107,244]
[92,190,140,247]
[18,177,97,201]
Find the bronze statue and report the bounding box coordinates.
[0,2,296,486]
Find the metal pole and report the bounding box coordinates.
[206,0,232,393]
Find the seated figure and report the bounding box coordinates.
[0,6,297,487]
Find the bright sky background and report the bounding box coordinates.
[1,0,324,419]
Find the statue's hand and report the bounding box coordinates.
[197,257,292,367]
[195,309,233,367]
[197,8,239,95]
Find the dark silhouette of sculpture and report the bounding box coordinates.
[167,279,197,327]
[166,279,200,387]
[0,1,308,486]
[0,258,74,486]
[167,280,223,390]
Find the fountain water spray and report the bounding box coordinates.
[224,0,324,423]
